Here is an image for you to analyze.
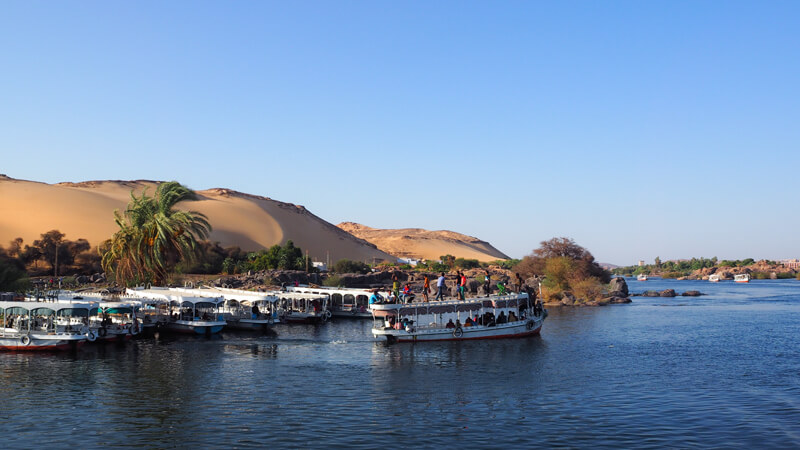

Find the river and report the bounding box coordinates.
[1,278,798,448]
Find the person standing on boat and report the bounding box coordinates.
[422,275,431,302]
[484,270,492,296]
[515,273,524,293]
[435,272,446,301]
[460,272,467,300]
[392,272,400,300]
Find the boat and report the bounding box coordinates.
[272,292,331,324]
[1,300,91,351]
[170,287,280,331]
[126,287,226,335]
[637,274,648,281]
[286,285,372,318]
[734,273,751,283]
[708,274,721,282]
[370,293,546,343]
[91,302,140,341]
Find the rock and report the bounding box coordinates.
[682,290,702,297]
[659,289,676,297]
[604,296,632,304]
[561,292,577,306]
[642,290,660,297]
[608,277,629,297]
[75,275,89,284]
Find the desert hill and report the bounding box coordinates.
[0,176,394,264]
[337,222,510,262]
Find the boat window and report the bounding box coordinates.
[57,308,89,317]
[331,293,343,307]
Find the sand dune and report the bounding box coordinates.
[0,176,394,264]
[337,222,510,262]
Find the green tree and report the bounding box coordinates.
[102,182,211,286]
[0,254,29,291]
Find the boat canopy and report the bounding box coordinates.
[30,307,56,316]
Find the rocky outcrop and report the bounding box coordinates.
[681,290,702,297]
[608,277,629,297]
[659,289,676,297]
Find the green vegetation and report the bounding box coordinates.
[515,237,610,302]
[322,275,342,287]
[331,259,370,274]
[612,257,724,277]
[0,232,102,278]
[0,253,30,291]
[453,258,480,269]
[102,182,212,286]
[490,259,521,270]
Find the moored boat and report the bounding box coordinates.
[637,274,648,281]
[286,286,372,318]
[370,293,546,343]
[273,292,331,324]
[734,273,751,283]
[1,301,90,351]
[708,274,721,282]
[170,287,280,331]
[126,287,226,335]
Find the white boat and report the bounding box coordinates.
[370,293,546,343]
[273,292,331,324]
[734,273,751,283]
[286,285,372,318]
[637,274,648,281]
[91,302,139,341]
[126,287,226,335]
[1,301,90,351]
[169,287,280,330]
[708,274,721,282]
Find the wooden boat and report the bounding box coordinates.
[734,274,751,283]
[370,293,546,343]
[0,300,90,351]
[272,292,331,324]
[170,287,280,330]
[126,287,226,335]
[708,274,721,282]
[286,286,372,318]
[637,274,648,281]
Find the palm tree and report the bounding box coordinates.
[102,182,211,286]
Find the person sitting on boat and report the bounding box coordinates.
[401,284,415,303]
[445,319,456,328]
[369,290,383,305]
[252,304,261,319]
[464,317,474,327]
[508,311,517,322]
[496,311,507,324]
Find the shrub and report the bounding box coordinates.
[661,272,686,279]
[571,278,604,302]
[331,259,370,274]
[323,275,342,287]
[776,272,794,280]
[454,258,480,269]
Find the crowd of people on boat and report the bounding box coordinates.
[369,271,536,306]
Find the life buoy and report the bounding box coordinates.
[526,320,534,330]
[98,327,108,337]
[453,327,463,338]
[86,331,97,342]
[324,310,332,320]
[20,335,31,346]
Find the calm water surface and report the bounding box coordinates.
[1,279,798,448]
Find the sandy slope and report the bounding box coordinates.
[337,222,510,262]
[0,176,393,264]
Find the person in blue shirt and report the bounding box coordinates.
[435,273,446,301]
[369,290,383,305]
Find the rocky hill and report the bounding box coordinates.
[337,222,510,262]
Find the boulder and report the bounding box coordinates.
[608,277,629,297]
[75,275,90,284]
[642,290,660,297]
[659,289,676,297]
[604,296,633,304]
[681,290,702,297]
[560,292,577,306]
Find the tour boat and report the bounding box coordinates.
[708,274,721,282]
[286,285,372,318]
[126,287,226,335]
[637,274,648,281]
[734,274,751,283]
[170,287,280,330]
[272,292,331,324]
[1,301,91,351]
[90,302,140,341]
[370,293,546,343]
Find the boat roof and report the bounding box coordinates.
[286,286,372,296]
[0,300,98,312]
[170,287,278,303]
[370,293,529,315]
[125,287,223,305]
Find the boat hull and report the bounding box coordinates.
[0,334,86,351]
[224,319,272,331]
[165,320,225,335]
[373,319,544,343]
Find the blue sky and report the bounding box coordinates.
[2,1,799,264]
